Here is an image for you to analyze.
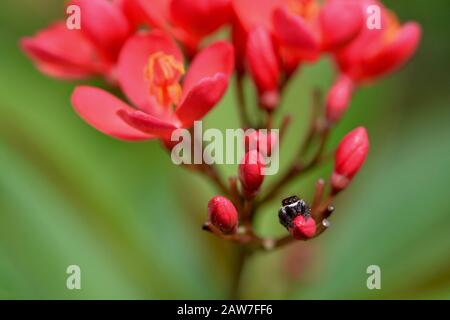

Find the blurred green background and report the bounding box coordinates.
[0,0,449,299]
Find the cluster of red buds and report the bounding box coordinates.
[21,0,420,258]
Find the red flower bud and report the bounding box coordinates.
[326,74,354,124]
[289,215,317,239]
[207,196,238,234]
[244,130,278,156]
[238,150,265,198]
[332,127,369,192]
[246,26,281,111]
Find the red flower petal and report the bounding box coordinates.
[20,22,104,79]
[232,0,284,32]
[362,22,421,80]
[117,109,178,137]
[182,41,234,99]
[71,86,153,141]
[30,60,92,80]
[333,0,391,79]
[117,0,173,33]
[176,73,229,128]
[272,7,320,56]
[114,0,145,28]
[135,0,171,29]
[170,0,232,37]
[231,17,248,73]
[319,0,363,51]
[70,0,131,60]
[246,27,280,94]
[117,31,183,110]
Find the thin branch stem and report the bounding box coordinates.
[279,115,292,144]
[312,178,326,211]
[253,89,331,209]
[229,247,248,299]
[265,111,274,130]
[199,163,231,197]
[236,73,251,128]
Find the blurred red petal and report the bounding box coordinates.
[182,41,234,98]
[70,0,131,60]
[31,60,92,80]
[231,17,248,73]
[176,73,229,127]
[117,109,178,137]
[136,0,171,29]
[71,86,153,141]
[232,0,283,32]
[170,0,232,37]
[319,0,363,51]
[273,7,319,54]
[362,22,421,80]
[246,27,280,94]
[20,22,104,78]
[115,0,149,28]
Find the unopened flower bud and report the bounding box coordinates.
[326,75,354,124]
[238,150,265,198]
[207,196,238,234]
[245,130,278,156]
[260,90,280,111]
[289,215,317,239]
[332,127,369,193]
[246,27,281,111]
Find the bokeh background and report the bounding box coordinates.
[0,0,449,299]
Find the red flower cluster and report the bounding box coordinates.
[234,0,365,109]
[21,0,131,80]
[21,0,420,247]
[326,0,421,123]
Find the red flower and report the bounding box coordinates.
[21,0,131,80]
[332,127,369,192]
[334,0,421,83]
[289,215,316,239]
[233,0,363,59]
[71,31,234,141]
[232,0,318,83]
[232,0,363,108]
[208,196,238,234]
[239,150,265,198]
[119,0,232,54]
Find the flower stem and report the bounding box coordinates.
[236,73,251,128]
[229,246,248,299]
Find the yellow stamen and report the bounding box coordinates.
[144,51,185,107]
